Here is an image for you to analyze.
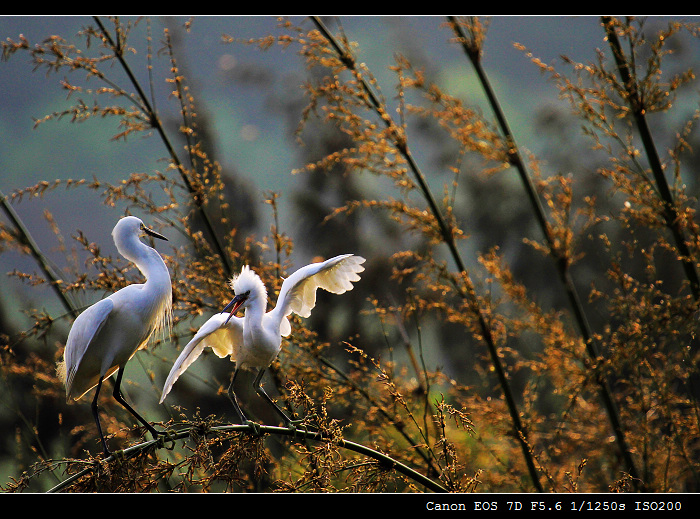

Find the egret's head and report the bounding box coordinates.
[113,216,167,243]
[223,265,266,322]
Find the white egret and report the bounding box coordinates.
[58,216,172,455]
[160,254,365,429]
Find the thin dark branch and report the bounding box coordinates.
[92,16,232,276]
[314,352,442,476]
[0,190,77,317]
[602,16,700,300]
[46,424,447,493]
[448,15,643,492]
[311,15,543,492]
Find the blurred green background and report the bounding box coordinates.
[0,16,608,328]
[3,16,698,490]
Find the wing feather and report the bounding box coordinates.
[272,254,365,336]
[160,313,243,402]
[61,298,114,400]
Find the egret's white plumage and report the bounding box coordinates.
[58,216,172,455]
[160,254,365,427]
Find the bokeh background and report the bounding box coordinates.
[2,15,699,491]
[0,15,611,334]
[0,21,604,258]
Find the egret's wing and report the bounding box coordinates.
[62,298,114,400]
[272,254,365,336]
[160,312,243,402]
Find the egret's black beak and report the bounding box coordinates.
[222,293,247,324]
[141,224,168,241]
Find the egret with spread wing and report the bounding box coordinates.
[58,216,172,455]
[160,254,365,429]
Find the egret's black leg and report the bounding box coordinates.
[227,365,261,434]
[91,376,111,456]
[253,369,302,428]
[112,366,159,439]
[226,366,247,423]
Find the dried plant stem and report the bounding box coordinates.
[92,16,232,276]
[602,16,700,300]
[46,424,447,493]
[311,16,542,492]
[448,16,642,490]
[0,190,77,317]
[315,353,442,476]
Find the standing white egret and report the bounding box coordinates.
[58,216,172,455]
[160,254,365,429]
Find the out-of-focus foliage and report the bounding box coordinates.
[1,16,700,493]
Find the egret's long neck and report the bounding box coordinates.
[243,288,267,330]
[115,233,169,288]
[115,231,172,340]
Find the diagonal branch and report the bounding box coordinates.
[602,16,700,300]
[0,190,77,317]
[46,424,447,493]
[448,15,643,491]
[92,16,232,277]
[311,16,543,492]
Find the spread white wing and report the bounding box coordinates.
[160,254,365,402]
[271,254,366,336]
[160,312,243,402]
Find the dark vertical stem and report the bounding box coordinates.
[448,16,643,490]
[602,16,700,300]
[312,16,543,492]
